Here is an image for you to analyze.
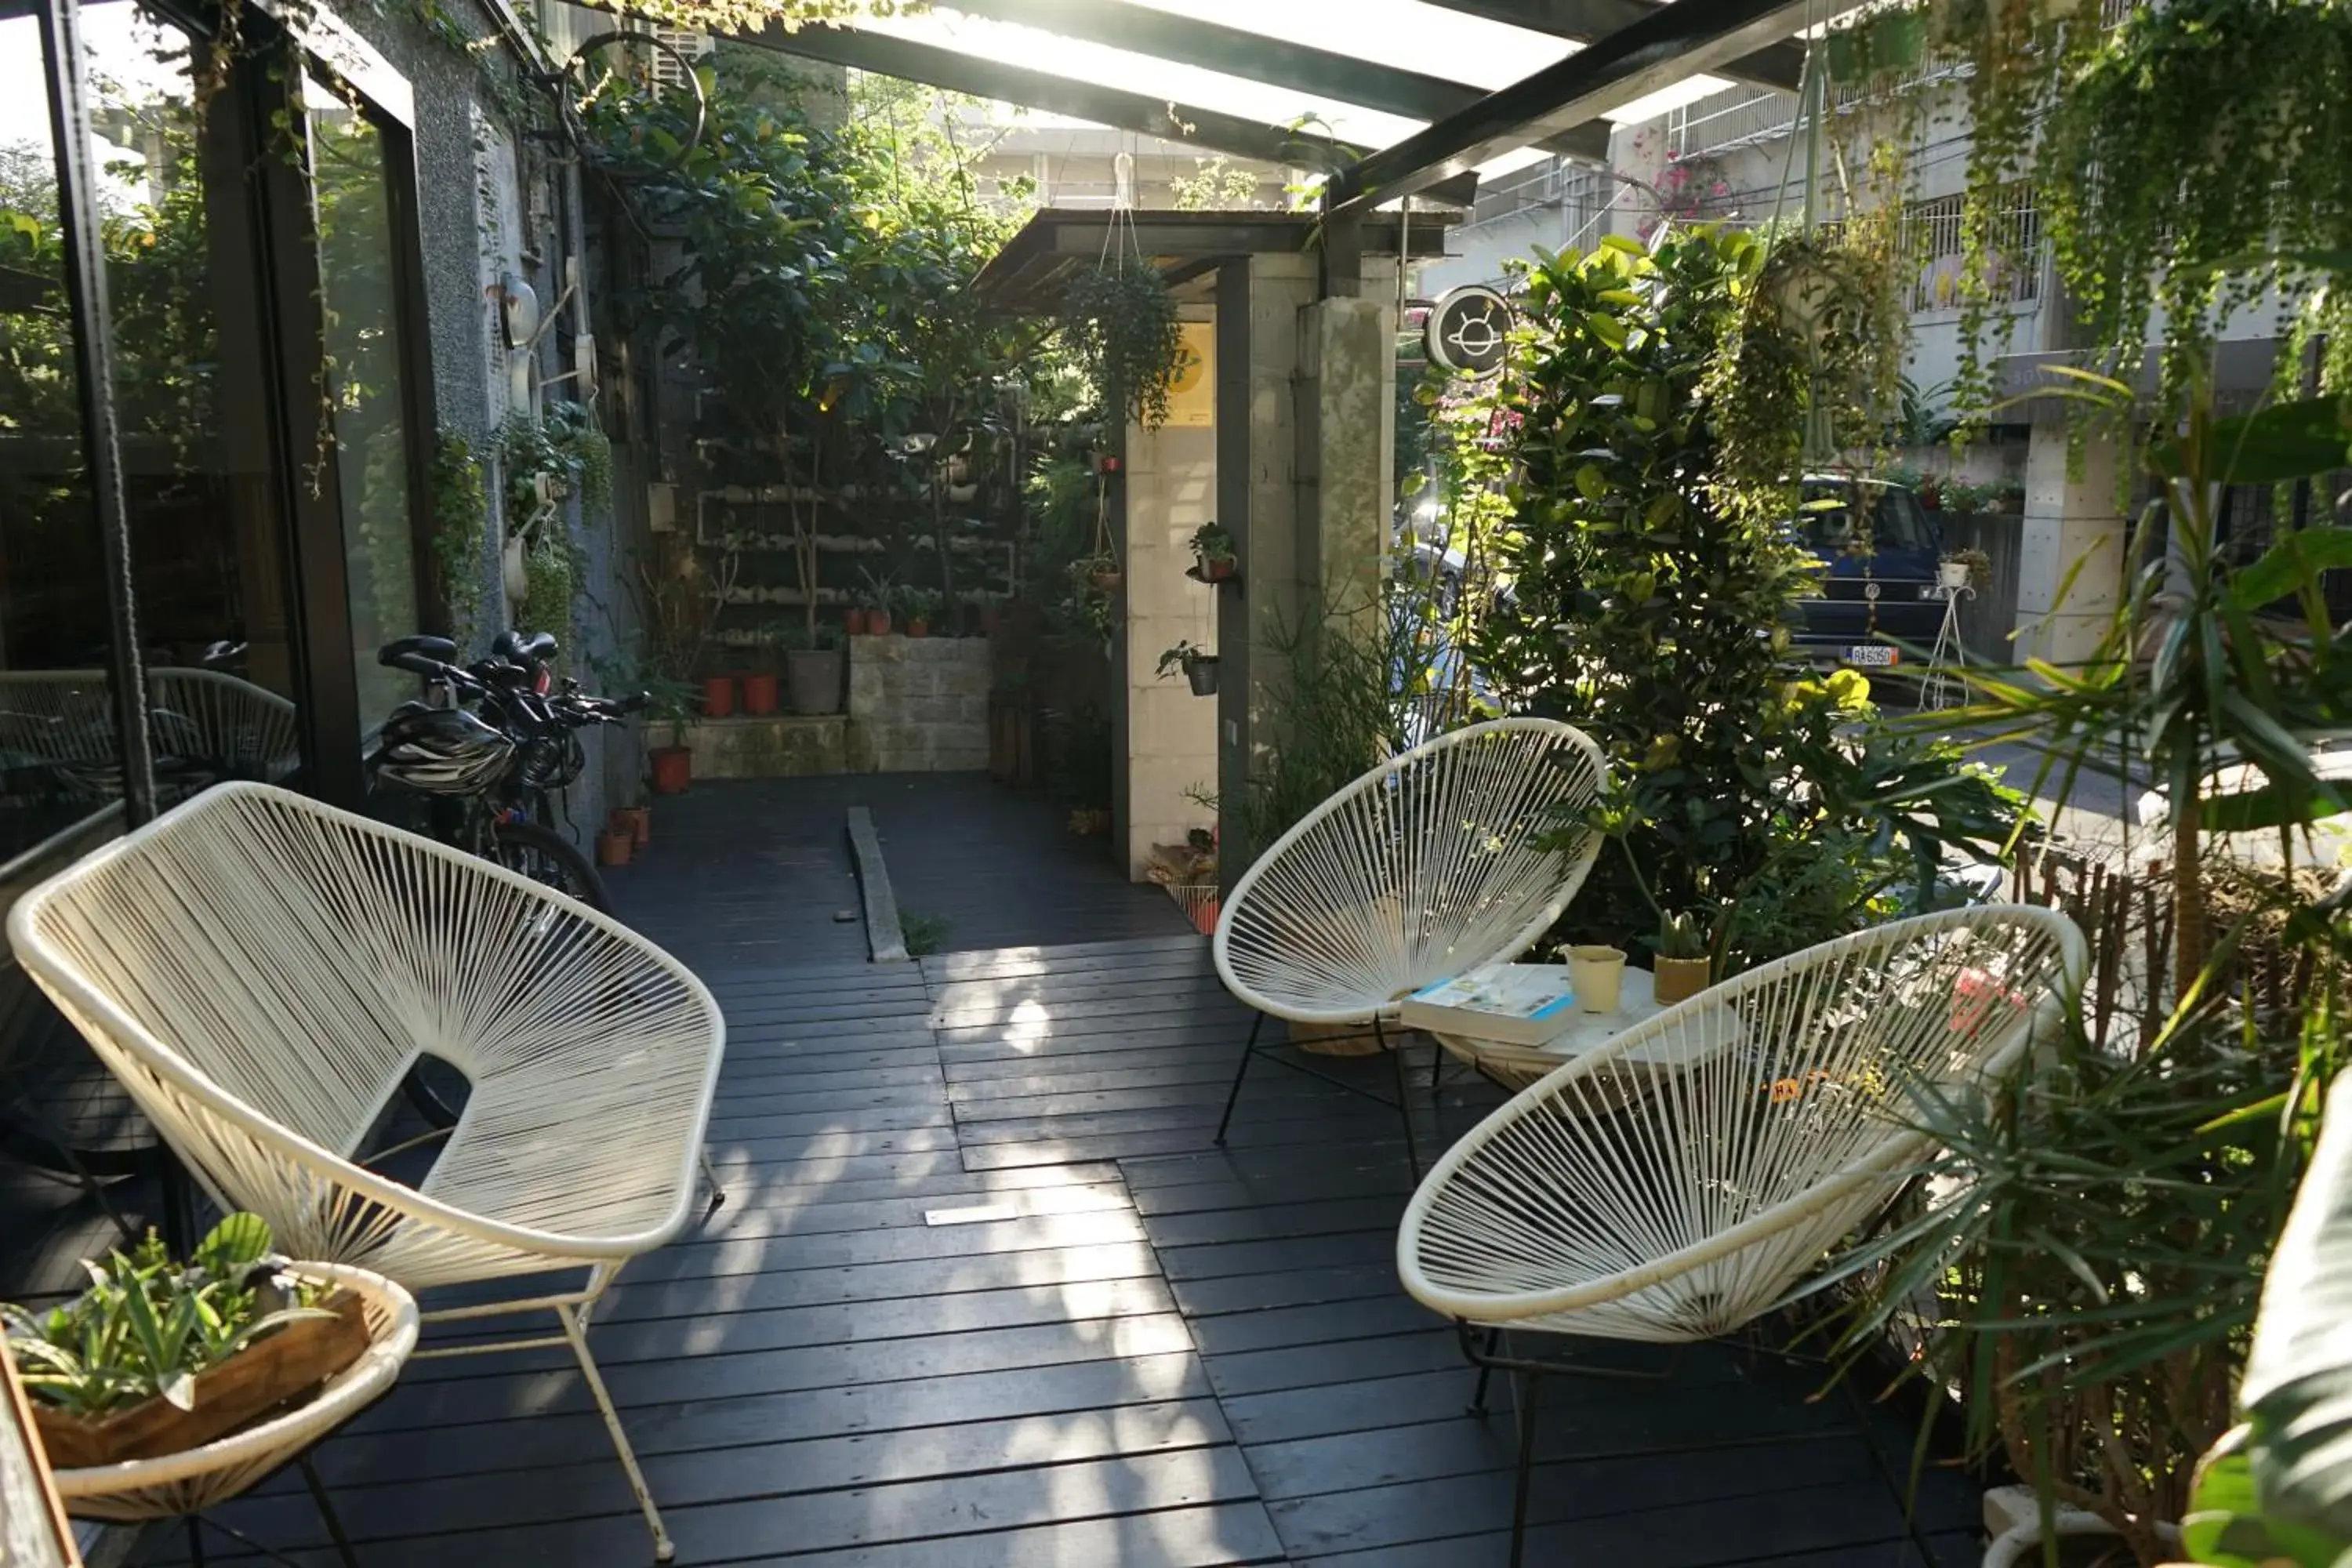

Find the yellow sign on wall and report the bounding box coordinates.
[1163,321,1214,427]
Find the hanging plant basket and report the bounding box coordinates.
[1185,655,1220,697]
[1087,565,1124,592]
[1060,218,1185,430]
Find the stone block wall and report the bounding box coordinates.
[847,635,989,772]
[679,716,848,779]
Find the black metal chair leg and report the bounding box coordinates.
[1379,1017,1421,1178]
[187,1514,207,1568]
[301,1454,361,1568]
[1509,1365,1543,1568]
[1214,1013,1265,1146]
[1469,1326,1499,1414]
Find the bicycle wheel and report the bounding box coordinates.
[489,819,611,913]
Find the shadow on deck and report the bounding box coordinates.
[10,771,1984,1566]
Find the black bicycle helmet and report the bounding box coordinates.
[368,702,515,795]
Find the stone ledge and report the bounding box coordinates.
[679,715,848,779]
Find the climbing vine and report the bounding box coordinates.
[427,430,488,644]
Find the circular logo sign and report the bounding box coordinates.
[1425,285,1512,376]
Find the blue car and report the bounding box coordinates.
[1786,475,1947,670]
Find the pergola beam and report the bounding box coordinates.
[757,24,1374,174]
[1416,0,1806,93]
[1324,0,1817,219]
[934,0,1610,163]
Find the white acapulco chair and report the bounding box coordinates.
[1396,903,2087,1567]
[1211,717,1610,1173]
[0,669,300,804]
[49,1260,417,1564]
[7,782,726,1563]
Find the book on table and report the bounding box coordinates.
[1399,962,1580,1047]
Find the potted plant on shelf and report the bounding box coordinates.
[779,622,844,715]
[856,568,898,637]
[4,1214,365,1470]
[1938,546,1993,590]
[902,589,941,639]
[1653,909,1711,1004]
[1187,521,1237,583]
[740,632,784,718]
[1157,640,1218,697]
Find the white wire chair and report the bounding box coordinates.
[1210,718,1610,1171]
[49,1260,416,1563]
[8,783,726,1563]
[1396,904,2085,1566]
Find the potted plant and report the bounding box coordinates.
[597,816,633,866]
[1076,553,1123,593]
[615,801,652,847]
[1187,521,1237,583]
[740,633,784,718]
[843,604,868,637]
[4,1214,365,1470]
[1058,256,1186,430]
[856,568,898,637]
[1653,910,1711,1004]
[781,622,844,715]
[1939,546,1994,590]
[644,676,698,795]
[1157,640,1218,697]
[902,588,941,639]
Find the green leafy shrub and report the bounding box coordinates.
[1468,229,2011,968]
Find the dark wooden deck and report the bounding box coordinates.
[9,774,1987,1565]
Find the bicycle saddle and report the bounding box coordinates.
[379,634,458,666]
[492,630,559,663]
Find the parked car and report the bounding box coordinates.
[1785,474,1947,670]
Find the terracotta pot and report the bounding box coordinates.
[31,1290,368,1469]
[906,619,930,639]
[1087,568,1123,592]
[843,608,868,637]
[617,805,652,846]
[740,672,782,717]
[597,827,633,867]
[650,745,692,795]
[1198,556,1237,582]
[1653,955,1711,1006]
[867,610,894,636]
[702,676,736,718]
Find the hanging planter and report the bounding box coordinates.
[1059,230,1185,431]
[1158,641,1218,696]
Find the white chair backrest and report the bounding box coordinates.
[9,782,692,1161]
[1214,718,1609,1022]
[1401,904,2086,1333]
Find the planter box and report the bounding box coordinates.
[31,1290,367,1469]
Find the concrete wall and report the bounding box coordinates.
[848,636,989,772]
[1123,318,1221,879]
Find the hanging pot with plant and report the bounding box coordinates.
[1157,641,1218,697]
[1059,219,1185,430]
[1187,521,1237,583]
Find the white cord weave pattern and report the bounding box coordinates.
[1399,905,2086,1341]
[6,782,726,1286]
[1214,718,1609,1024]
[48,1261,416,1521]
[0,670,299,800]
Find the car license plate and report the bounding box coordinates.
[1846,644,1899,667]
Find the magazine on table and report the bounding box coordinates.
[1399,962,1580,1047]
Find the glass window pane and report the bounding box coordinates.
[307,75,418,738]
[85,1,305,803]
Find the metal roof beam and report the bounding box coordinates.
[750,24,1486,205]
[1416,0,1806,93]
[1324,0,1815,218]
[935,0,1610,162]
